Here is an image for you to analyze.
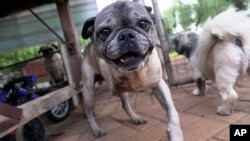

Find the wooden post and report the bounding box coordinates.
[55,0,83,106]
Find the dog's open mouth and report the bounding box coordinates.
[119,52,138,63]
[113,52,147,67]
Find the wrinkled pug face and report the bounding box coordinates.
[82,1,157,71]
[39,44,58,58]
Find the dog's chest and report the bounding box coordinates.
[44,54,63,71]
[113,50,162,96]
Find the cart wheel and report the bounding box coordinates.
[46,100,70,122]
[18,118,46,141]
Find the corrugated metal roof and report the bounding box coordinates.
[0,0,98,52]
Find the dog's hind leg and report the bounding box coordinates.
[120,92,147,124]
[152,79,183,141]
[216,85,238,116]
[215,70,238,116]
[192,77,206,95]
[191,60,207,96]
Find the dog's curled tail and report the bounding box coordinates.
[203,8,250,42]
[198,8,250,51]
[193,8,250,72]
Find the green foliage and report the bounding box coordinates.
[0,36,91,68]
[78,36,91,51]
[161,0,237,34]
[169,52,179,58]
[194,0,232,26]
[0,45,41,68]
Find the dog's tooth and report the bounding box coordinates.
[120,58,125,63]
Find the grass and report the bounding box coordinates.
[169,51,179,58]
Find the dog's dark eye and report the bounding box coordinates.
[99,29,111,40]
[138,20,150,31]
[235,38,243,48]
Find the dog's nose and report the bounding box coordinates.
[118,30,135,43]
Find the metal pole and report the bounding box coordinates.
[151,0,175,85]
[28,8,66,44]
[133,0,145,5]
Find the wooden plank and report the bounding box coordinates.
[19,85,77,124]
[0,115,8,123]
[0,103,22,120]
[0,118,19,133]
[0,84,78,138]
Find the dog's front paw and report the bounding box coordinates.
[192,88,206,96]
[93,128,107,138]
[216,106,232,116]
[192,88,201,96]
[131,117,147,125]
[167,124,184,141]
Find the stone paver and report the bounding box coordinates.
[94,126,137,141]
[44,78,250,141]
[50,133,82,141]
[123,123,167,141]
[183,118,229,141]
[213,127,230,141]
[111,110,161,132]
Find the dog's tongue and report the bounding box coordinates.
[121,55,135,63]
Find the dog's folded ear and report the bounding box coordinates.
[39,47,44,54]
[50,44,58,50]
[82,17,96,39]
[172,37,179,48]
[144,6,156,24]
[144,6,152,13]
[188,33,199,44]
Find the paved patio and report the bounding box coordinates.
[43,77,250,141]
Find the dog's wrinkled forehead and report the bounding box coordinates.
[95,2,151,29]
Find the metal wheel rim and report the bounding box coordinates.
[50,100,69,118]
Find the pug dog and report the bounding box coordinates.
[81,1,183,141]
[39,44,66,84]
[172,31,206,95]
[173,31,199,59]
